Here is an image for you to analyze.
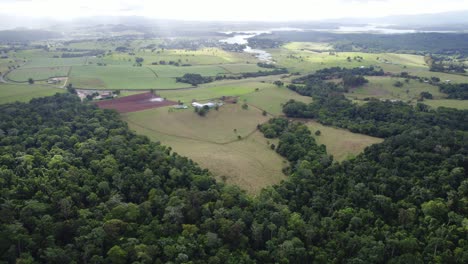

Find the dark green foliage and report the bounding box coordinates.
[439,83,468,99]
[257,62,276,69]
[1,90,467,263]
[176,73,213,86]
[420,91,433,99]
[283,97,468,137]
[394,81,404,87]
[253,31,468,56]
[343,74,368,88]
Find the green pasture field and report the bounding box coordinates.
[69,65,192,89]
[6,66,70,82]
[22,57,86,68]
[148,65,228,77]
[122,104,286,194]
[271,46,428,73]
[157,81,274,103]
[218,63,269,73]
[345,76,445,102]
[306,121,384,161]
[0,83,64,105]
[240,86,312,115]
[134,48,257,65]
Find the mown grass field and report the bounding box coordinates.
[0,83,64,104]
[122,104,286,194]
[6,66,70,82]
[345,76,445,102]
[306,121,384,161]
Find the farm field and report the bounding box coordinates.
[122,104,286,194]
[240,86,312,115]
[306,121,384,161]
[345,76,445,102]
[22,57,87,68]
[5,66,70,82]
[0,83,64,104]
[148,65,228,77]
[69,65,191,89]
[270,45,428,74]
[158,81,275,103]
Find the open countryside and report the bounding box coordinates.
[1,5,468,262]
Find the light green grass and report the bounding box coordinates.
[423,99,468,110]
[158,82,274,103]
[132,48,256,66]
[306,121,383,161]
[6,66,70,82]
[69,65,192,89]
[346,76,445,102]
[149,65,228,77]
[123,104,269,143]
[284,42,333,51]
[240,86,312,115]
[0,83,64,104]
[122,104,286,194]
[271,47,428,74]
[218,63,268,73]
[22,57,86,68]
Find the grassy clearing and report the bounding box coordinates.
[0,83,64,104]
[346,76,445,102]
[404,69,468,83]
[6,66,70,82]
[306,121,384,161]
[122,104,269,143]
[158,81,274,103]
[240,86,312,115]
[423,99,468,110]
[122,104,286,194]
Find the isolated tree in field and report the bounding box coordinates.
[273,80,284,87]
[315,130,321,136]
[394,81,404,87]
[28,78,34,84]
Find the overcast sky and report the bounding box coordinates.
[0,0,467,21]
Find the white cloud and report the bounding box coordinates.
[0,0,467,21]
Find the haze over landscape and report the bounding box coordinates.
[0,0,467,263]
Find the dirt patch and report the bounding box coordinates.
[94,92,177,113]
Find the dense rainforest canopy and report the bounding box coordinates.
[0,90,467,263]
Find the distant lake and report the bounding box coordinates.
[219,31,273,62]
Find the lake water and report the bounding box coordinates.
[219,31,273,62]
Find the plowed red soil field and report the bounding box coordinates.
[95,92,177,113]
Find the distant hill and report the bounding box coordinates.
[328,10,468,29]
[0,30,62,42]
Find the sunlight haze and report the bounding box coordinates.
[1,0,467,21]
